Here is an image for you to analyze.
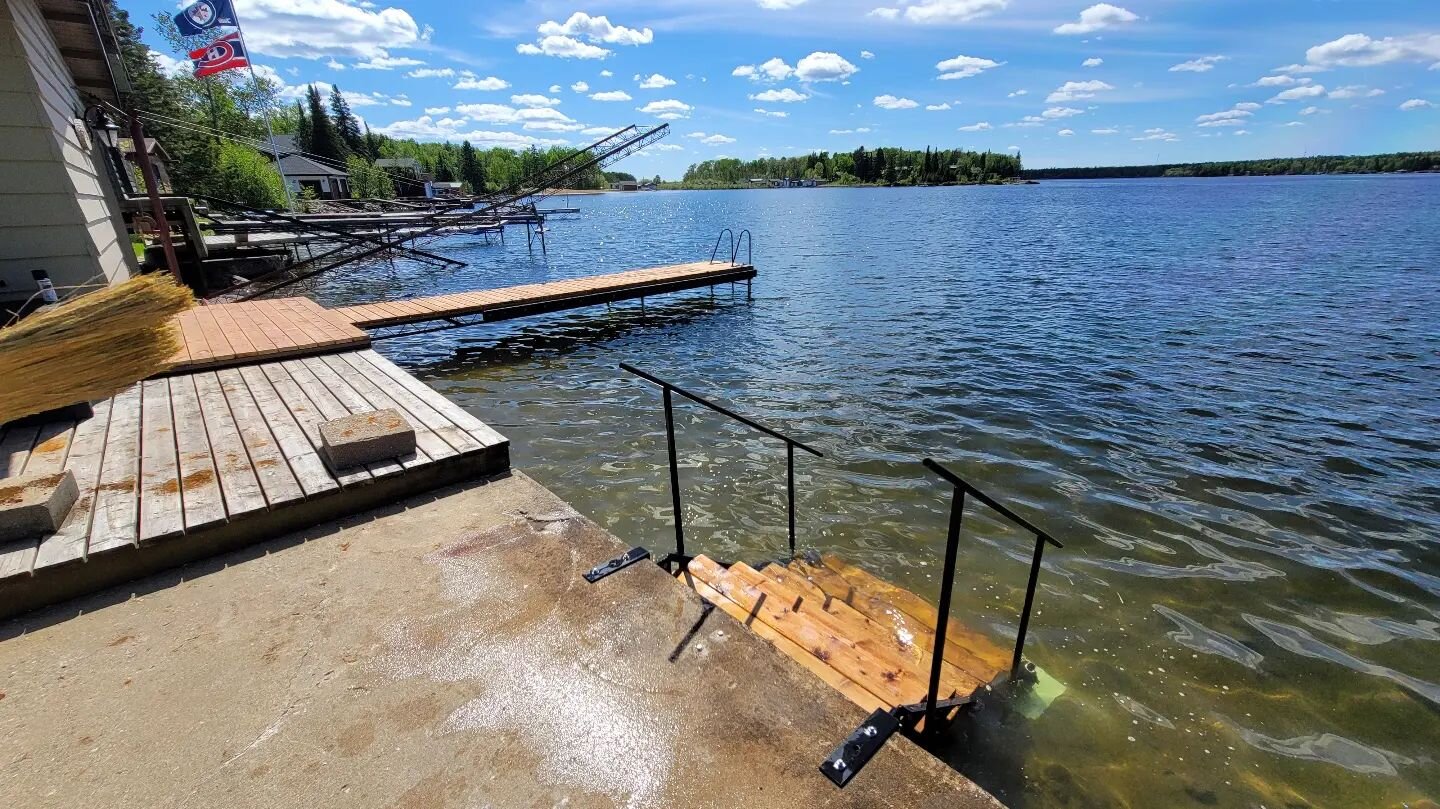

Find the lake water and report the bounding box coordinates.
[304,176,1440,808]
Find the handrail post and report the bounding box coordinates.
[1011,533,1047,679]
[663,387,686,560]
[924,486,965,736]
[786,441,797,558]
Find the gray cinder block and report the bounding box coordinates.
[0,469,79,542]
[319,409,416,470]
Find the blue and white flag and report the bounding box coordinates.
[174,0,237,37]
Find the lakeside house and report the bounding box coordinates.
[374,156,432,197]
[0,0,137,305]
[265,134,351,200]
[118,136,172,194]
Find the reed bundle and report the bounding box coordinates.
[0,275,194,425]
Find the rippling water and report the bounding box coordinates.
[303,176,1440,807]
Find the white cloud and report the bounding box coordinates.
[1170,55,1226,73]
[638,73,676,89]
[549,84,562,93]
[860,50,876,60]
[1284,121,1305,127]
[1267,84,1326,104]
[1046,79,1113,102]
[750,88,810,103]
[637,99,693,119]
[926,102,952,110]
[732,65,757,79]
[829,127,872,134]
[450,103,579,131]
[571,81,589,92]
[1234,129,1251,135]
[517,36,611,60]
[355,54,424,70]
[590,90,633,102]
[239,0,425,60]
[653,143,685,151]
[511,94,561,107]
[407,67,454,79]
[1082,57,1103,68]
[1006,145,1020,152]
[600,70,614,77]
[326,58,345,71]
[1007,89,1028,97]
[753,108,789,118]
[1058,128,1075,136]
[1252,74,1310,87]
[372,115,568,148]
[1299,106,1321,116]
[687,131,737,144]
[796,52,860,82]
[1091,127,1118,134]
[1400,98,1435,111]
[874,94,919,109]
[454,76,510,91]
[958,121,992,131]
[1274,63,1327,75]
[1195,106,1253,127]
[1328,85,1384,99]
[424,106,450,115]
[1305,33,1440,68]
[757,0,807,8]
[935,54,1002,80]
[1054,4,1138,35]
[899,0,1008,24]
[868,7,900,19]
[1235,102,1262,111]
[1132,127,1177,141]
[1042,106,1084,118]
[152,52,188,77]
[537,12,652,46]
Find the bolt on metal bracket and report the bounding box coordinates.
[820,708,901,788]
[584,546,651,583]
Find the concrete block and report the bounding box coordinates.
[319,409,416,470]
[0,469,79,542]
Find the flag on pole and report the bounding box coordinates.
[174,0,237,36]
[190,33,250,78]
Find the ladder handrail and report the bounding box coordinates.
[710,228,734,264]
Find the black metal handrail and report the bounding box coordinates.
[709,228,735,265]
[733,229,753,265]
[620,363,823,563]
[918,457,1064,734]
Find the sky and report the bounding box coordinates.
[133,0,1440,178]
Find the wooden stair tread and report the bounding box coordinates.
[808,554,1013,674]
[676,568,890,713]
[684,555,978,708]
[761,561,1003,685]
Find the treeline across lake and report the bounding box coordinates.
[677,146,1023,188]
[1023,151,1440,180]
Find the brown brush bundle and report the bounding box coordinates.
[0,274,195,425]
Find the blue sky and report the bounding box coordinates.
[135,0,1439,177]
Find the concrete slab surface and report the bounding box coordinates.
[0,471,1002,809]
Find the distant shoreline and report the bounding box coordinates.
[1021,151,1438,180]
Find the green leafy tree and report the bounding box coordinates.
[210,141,286,208]
[346,155,395,199]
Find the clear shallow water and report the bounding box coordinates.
[304,177,1440,808]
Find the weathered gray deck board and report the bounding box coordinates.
[215,368,305,508]
[193,372,268,519]
[139,378,184,544]
[35,398,112,569]
[88,384,141,556]
[1,350,509,603]
[169,374,227,537]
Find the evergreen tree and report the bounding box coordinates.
[293,100,311,155]
[458,140,485,193]
[305,84,345,163]
[364,122,381,161]
[329,85,364,157]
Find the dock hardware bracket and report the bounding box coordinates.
[820,695,975,788]
[584,546,651,583]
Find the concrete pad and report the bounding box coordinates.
[0,472,1000,809]
[319,408,415,469]
[0,470,78,542]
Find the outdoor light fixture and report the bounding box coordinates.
[84,104,121,149]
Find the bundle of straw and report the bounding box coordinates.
[0,274,194,425]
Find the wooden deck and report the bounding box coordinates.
[0,350,508,617]
[169,297,370,373]
[680,554,1012,713]
[332,260,755,329]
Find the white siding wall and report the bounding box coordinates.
[0,0,132,304]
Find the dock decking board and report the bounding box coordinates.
[0,351,508,615]
[169,299,371,374]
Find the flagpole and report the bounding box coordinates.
[226,1,293,210]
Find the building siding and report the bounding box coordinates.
[0,0,131,304]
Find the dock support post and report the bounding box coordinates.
[1011,533,1048,680]
[924,487,966,736]
[663,387,686,561]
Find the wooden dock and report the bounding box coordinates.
[331,260,755,329]
[170,261,754,372]
[0,350,507,618]
[680,554,1011,714]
